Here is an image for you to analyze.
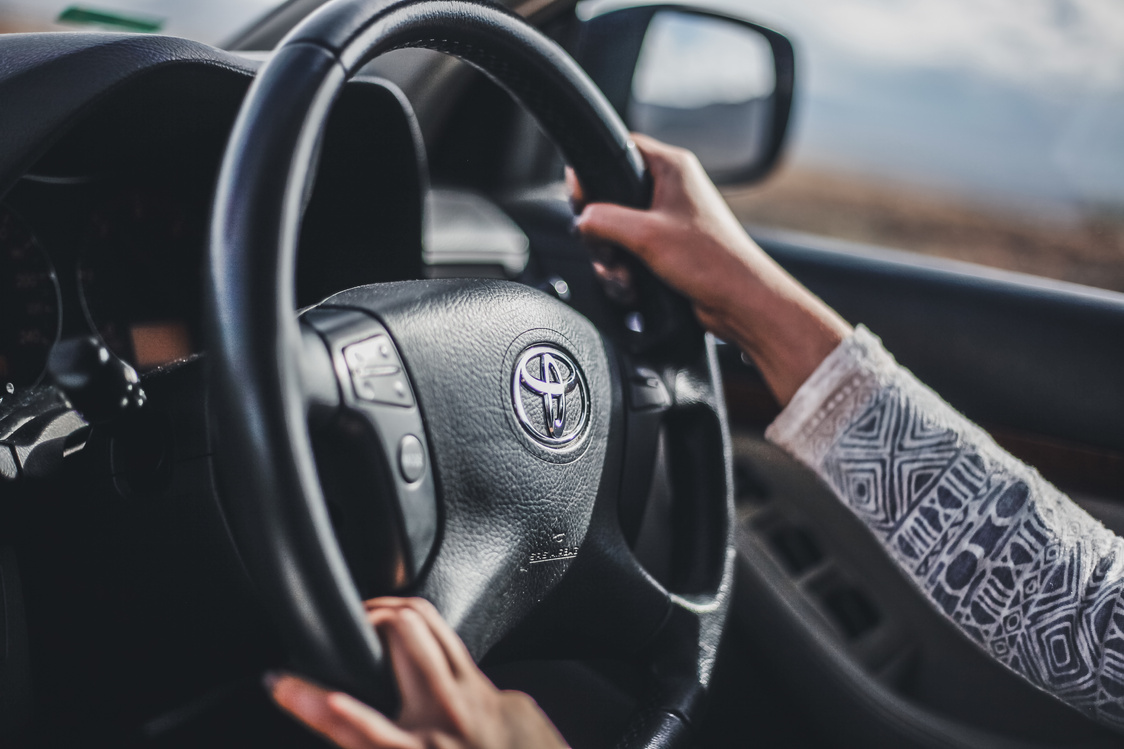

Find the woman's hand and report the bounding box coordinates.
[571,133,852,405]
[268,597,568,749]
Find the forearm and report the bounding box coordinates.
[767,327,1124,729]
[696,255,851,406]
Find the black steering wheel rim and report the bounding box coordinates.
[207,0,733,744]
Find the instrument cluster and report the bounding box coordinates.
[0,175,206,394]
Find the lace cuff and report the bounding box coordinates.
[766,325,896,468]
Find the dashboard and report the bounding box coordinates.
[0,40,429,399]
[1,174,207,390]
[0,177,536,393]
[0,33,483,742]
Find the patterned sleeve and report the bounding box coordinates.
[765,325,1124,729]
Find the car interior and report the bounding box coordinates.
[1,0,1122,747]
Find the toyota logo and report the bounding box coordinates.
[512,345,589,447]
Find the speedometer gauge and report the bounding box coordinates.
[78,188,202,370]
[0,205,61,389]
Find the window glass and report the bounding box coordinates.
[0,0,280,46]
[588,0,1124,292]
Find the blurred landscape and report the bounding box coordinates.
[726,167,1124,293]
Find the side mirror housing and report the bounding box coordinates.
[576,4,795,186]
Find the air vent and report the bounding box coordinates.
[767,525,823,575]
[734,460,771,504]
[821,586,881,640]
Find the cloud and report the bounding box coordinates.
[716,0,1124,93]
[582,0,1124,94]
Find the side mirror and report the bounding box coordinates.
[576,4,795,186]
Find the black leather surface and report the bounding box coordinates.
[323,280,612,656]
[285,0,648,207]
[209,39,393,703]
[0,33,257,198]
[614,708,694,749]
[207,1,732,741]
[206,0,646,708]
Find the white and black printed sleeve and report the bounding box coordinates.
[766,326,1124,729]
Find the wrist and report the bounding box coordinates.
[714,268,852,406]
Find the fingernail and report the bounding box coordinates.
[262,670,283,693]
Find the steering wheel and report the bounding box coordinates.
[206,0,734,745]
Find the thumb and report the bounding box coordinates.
[576,202,657,256]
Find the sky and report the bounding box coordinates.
[583,0,1124,215]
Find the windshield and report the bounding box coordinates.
[0,0,284,46]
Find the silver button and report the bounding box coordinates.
[344,335,413,407]
[398,435,426,483]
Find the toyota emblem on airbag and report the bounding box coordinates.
[512,345,589,447]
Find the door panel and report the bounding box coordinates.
[721,227,1124,746]
[754,228,1124,455]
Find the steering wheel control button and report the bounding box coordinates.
[512,345,589,448]
[629,367,671,410]
[344,335,414,407]
[397,434,426,483]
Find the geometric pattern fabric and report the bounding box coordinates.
[767,326,1124,730]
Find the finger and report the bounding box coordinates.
[326,692,423,749]
[325,693,427,747]
[365,598,477,680]
[565,166,585,209]
[379,607,458,706]
[364,596,413,612]
[268,673,414,749]
[628,133,701,193]
[400,598,478,680]
[630,132,685,163]
[575,203,658,258]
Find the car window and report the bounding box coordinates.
[0,0,283,46]
[586,0,1124,292]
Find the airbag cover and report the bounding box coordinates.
[322,279,613,656]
